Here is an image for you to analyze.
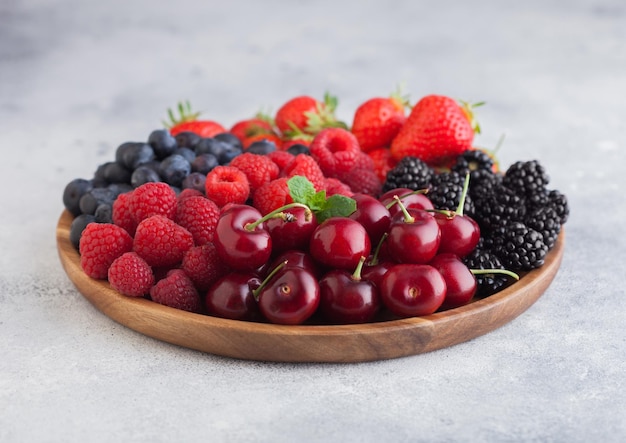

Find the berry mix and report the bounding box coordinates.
[62,92,569,325]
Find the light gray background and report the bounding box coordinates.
[1,0,625,442]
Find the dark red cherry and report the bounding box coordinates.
[430,253,477,311]
[434,212,481,258]
[387,206,441,264]
[268,250,321,278]
[309,217,371,271]
[265,206,318,254]
[205,272,261,321]
[380,188,434,217]
[380,264,447,317]
[257,267,320,325]
[349,193,391,246]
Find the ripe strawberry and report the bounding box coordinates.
[390,95,480,167]
[165,101,226,138]
[229,114,275,144]
[275,93,346,137]
[351,92,409,152]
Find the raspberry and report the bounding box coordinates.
[133,215,194,267]
[309,127,360,178]
[229,153,280,196]
[176,195,220,245]
[342,167,382,196]
[79,222,133,279]
[149,269,202,313]
[177,188,204,203]
[112,191,138,236]
[282,154,326,192]
[266,150,295,172]
[253,177,293,215]
[129,182,177,223]
[182,244,229,292]
[205,165,250,208]
[108,252,154,297]
[367,148,397,183]
[324,177,354,197]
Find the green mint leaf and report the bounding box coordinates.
[287,176,316,205]
[308,190,328,212]
[314,194,357,223]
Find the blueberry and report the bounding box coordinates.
[175,147,196,163]
[118,142,155,170]
[159,154,191,187]
[219,145,243,164]
[182,172,207,193]
[107,183,133,197]
[287,144,311,156]
[191,153,219,174]
[102,162,132,184]
[131,165,161,188]
[246,140,276,155]
[214,132,243,151]
[63,178,93,216]
[69,214,96,250]
[195,138,227,157]
[94,204,113,223]
[175,131,201,149]
[79,187,116,215]
[148,129,178,159]
[93,162,111,187]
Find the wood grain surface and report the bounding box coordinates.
[56,210,565,363]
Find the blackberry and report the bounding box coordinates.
[428,172,475,216]
[382,156,434,192]
[472,184,526,232]
[463,248,514,298]
[547,189,569,225]
[525,206,561,249]
[452,149,494,175]
[489,222,548,271]
[502,160,549,198]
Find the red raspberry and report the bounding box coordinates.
[130,182,177,223]
[182,244,229,292]
[79,222,133,279]
[309,128,360,178]
[176,196,220,246]
[266,150,295,172]
[112,191,137,236]
[229,153,280,197]
[108,252,154,297]
[368,147,397,183]
[253,177,293,215]
[324,177,354,197]
[342,167,382,196]
[133,215,194,267]
[177,188,204,203]
[149,269,202,313]
[282,154,326,192]
[205,165,250,208]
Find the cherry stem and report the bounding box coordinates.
[455,173,470,217]
[368,233,388,267]
[471,268,520,281]
[351,256,366,281]
[385,189,428,210]
[252,260,288,300]
[245,203,312,231]
[393,195,415,224]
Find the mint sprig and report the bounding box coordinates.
[287,176,356,223]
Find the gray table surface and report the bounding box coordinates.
[2,0,625,442]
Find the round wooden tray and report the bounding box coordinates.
[56,210,564,363]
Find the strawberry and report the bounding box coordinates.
[229,114,276,144]
[274,92,346,138]
[165,101,226,138]
[351,91,409,152]
[390,95,481,167]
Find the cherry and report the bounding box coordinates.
[362,233,393,289]
[205,272,261,321]
[433,174,480,257]
[387,197,441,264]
[309,217,371,271]
[380,264,447,317]
[349,193,391,246]
[265,206,318,254]
[380,188,434,217]
[429,253,477,311]
[268,250,321,279]
[257,265,320,325]
[319,256,381,324]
